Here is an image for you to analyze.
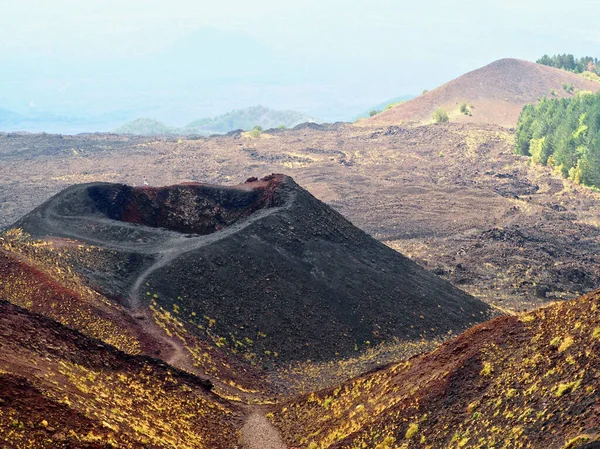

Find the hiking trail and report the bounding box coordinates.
[241,412,288,449]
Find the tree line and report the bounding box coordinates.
[515,91,600,187]
[537,54,599,75]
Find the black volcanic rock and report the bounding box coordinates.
[12,174,492,362]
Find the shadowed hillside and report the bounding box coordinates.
[366,58,600,127]
[271,289,600,449]
[0,228,268,398]
[0,300,239,449]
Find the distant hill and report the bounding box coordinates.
[366,58,600,127]
[113,117,177,135]
[114,106,318,136]
[0,108,130,134]
[0,107,22,125]
[185,105,316,133]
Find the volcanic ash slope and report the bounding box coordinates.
[12,174,493,363]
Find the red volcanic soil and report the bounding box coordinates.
[272,288,600,448]
[0,300,239,448]
[0,249,151,354]
[366,58,600,127]
[0,244,269,396]
[90,174,284,235]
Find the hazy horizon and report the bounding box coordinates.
[1,0,600,132]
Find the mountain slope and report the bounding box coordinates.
[366,58,600,127]
[272,289,600,448]
[185,105,316,134]
[0,300,239,449]
[10,174,492,365]
[352,95,415,120]
[0,229,275,398]
[113,118,177,135]
[114,106,317,136]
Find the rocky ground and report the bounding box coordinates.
[2,122,600,311]
[3,122,600,448]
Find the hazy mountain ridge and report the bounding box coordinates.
[114,105,319,136]
[0,107,130,134]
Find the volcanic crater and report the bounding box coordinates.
[11,174,494,365]
[86,176,283,236]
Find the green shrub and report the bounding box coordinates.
[581,71,600,83]
[558,335,574,352]
[248,126,262,138]
[384,101,405,111]
[550,336,562,348]
[375,435,396,449]
[480,361,493,376]
[562,82,575,93]
[432,108,449,123]
[556,380,581,397]
[563,435,598,449]
[369,110,381,117]
[459,102,472,116]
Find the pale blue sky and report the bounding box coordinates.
[1,0,599,129]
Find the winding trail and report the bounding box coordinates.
[23,183,290,370]
[241,412,288,449]
[22,182,299,439]
[125,205,283,308]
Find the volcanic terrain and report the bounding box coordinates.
[271,288,600,449]
[3,57,600,448]
[366,58,600,127]
[0,299,240,449]
[7,175,491,366]
[3,119,600,312]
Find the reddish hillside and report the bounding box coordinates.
[366,58,600,127]
[272,289,600,448]
[0,300,239,449]
[0,231,271,397]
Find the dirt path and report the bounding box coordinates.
[122,206,286,369]
[134,309,189,367]
[24,183,291,372]
[241,412,288,449]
